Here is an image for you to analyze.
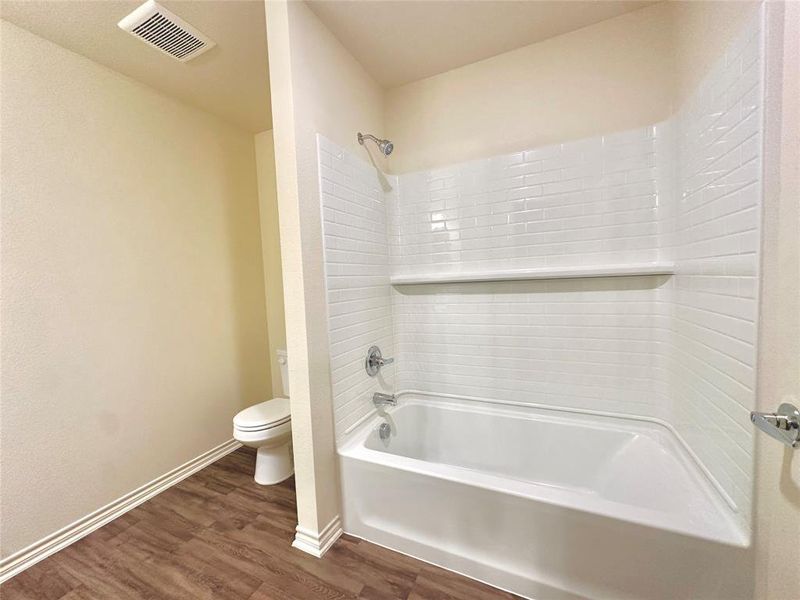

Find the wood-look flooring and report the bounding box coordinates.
[1,447,522,600]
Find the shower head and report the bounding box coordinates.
[358,132,394,156]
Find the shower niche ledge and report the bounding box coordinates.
[390,262,675,285]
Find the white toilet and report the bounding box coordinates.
[233,349,293,485]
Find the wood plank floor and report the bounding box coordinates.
[1,447,522,600]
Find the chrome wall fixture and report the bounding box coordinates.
[751,402,800,448]
[365,345,394,376]
[373,392,397,408]
[357,132,394,156]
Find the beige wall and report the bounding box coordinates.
[384,2,675,174]
[255,130,287,397]
[383,1,761,174]
[264,0,385,543]
[754,2,800,598]
[0,20,270,558]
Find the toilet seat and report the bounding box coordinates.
[234,397,290,432]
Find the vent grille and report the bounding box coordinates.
[118,1,215,63]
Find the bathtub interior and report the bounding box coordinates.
[350,394,747,548]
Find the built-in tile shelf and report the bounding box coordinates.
[390,262,675,285]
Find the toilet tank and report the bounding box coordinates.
[276,349,289,397]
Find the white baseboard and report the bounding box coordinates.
[292,515,343,558]
[0,439,241,584]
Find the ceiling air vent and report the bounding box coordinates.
[118,0,215,63]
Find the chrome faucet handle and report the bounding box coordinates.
[751,402,800,448]
[365,345,394,377]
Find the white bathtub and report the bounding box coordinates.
[339,393,753,600]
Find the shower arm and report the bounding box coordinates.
[358,133,380,145]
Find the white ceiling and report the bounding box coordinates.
[307,0,658,88]
[1,1,658,130]
[0,0,272,132]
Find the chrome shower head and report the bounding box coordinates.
[358,132,394,156]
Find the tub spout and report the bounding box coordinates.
[373,392,396,407]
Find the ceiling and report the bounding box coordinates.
[0,0,272,132]
[307,0,658,88]
[1,0,658,129]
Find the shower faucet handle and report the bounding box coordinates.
[751,402,800,448]
[365,345,393,377]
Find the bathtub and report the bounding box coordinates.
[339,393,753,600]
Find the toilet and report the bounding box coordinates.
[233,349,293,485]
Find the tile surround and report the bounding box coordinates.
[392,277,671,420]
[318,8,762,532]
[384,123,676,425]
[668,14,762,527]
[390,126,666,277]
[319,136,396,437]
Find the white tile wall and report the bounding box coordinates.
[668,12,762,526]
[317,10,762,531]
[318,135,397,439]
[392,277,672,419]
[386,125,677,424]
[390,126,669,277]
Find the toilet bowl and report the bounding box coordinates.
[233,349,293,485]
